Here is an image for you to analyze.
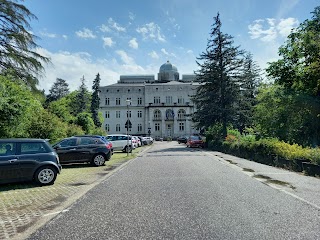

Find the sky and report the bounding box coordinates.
[24,0,319,93]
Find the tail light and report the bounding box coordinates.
[105,144,111,149]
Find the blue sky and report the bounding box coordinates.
[24,0,319,93]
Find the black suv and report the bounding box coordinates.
[52,136,112,166]
[0,139,61,186]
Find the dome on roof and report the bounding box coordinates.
[159,60,178,72]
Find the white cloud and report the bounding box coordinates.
[40,31,57,38]
[277,18,299,37]
[62,35,68,40]
[248,17,298,42]
[136,22,166,42]
[102,37,114,47]
[129,12,135,21]
[35,48,119,93]
[161,48,169,55]
[129,38,138,49]
[148,51,159,59]
[100,24,111,33]
[108,18,126,32]
[160,48,177,59]
[187,50,193,54]
[76,28,96,39]
[116,50,135,65]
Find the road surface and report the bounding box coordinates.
[28,141,320,240]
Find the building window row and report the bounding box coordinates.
[105,123,143,132]
[105,122,185,132]
[106,110,143,118]
[105,97,143,106]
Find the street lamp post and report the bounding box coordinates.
[126,99,131,156]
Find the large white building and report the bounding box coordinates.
[99,61,200,139]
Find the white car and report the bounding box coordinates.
[106,134,134,152]
[132,136,141,147]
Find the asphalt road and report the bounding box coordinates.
[28,142,320,240]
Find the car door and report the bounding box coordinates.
[76,137,97,162]
[54,138,78,163]
[17,142,44,181]
[0,142,20,184]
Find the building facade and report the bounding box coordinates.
[99,61,200,139]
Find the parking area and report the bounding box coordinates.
[0,147,148,240]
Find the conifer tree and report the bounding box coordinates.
[46,78,69,103]
[91,73,102,127]
[192,13,244,137]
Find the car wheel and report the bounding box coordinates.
[34,166,57,186]
[91,154,106,166]
[124,146,132,153]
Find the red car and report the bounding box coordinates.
[186,135,204,148]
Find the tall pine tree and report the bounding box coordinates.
[46,78,69,103]
[192,13,244,137]
[91,73,102,128]
[236,53,261,133]
[74,76,89,115]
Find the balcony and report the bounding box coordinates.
[153,118,162,121]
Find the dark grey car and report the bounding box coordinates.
[52,136,112,166]
[0,139,61,186]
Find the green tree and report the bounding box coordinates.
[74,76,90,115]
[266,6,320,146]
[0,0,49,86]
[236,53,262,133]
[91,73,102,127]
[46,78,69,103]
[74,112,95,134]
[0,75,43,137]
[192,12,244,138]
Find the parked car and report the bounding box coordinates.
[186,135,205,148]
[177,136,188,144]
[132,136,141,147]
[0,139,61,186]
[73,135,113,154]
[141,137,154,145]
[52,136,112,166]
[105,134,134,152]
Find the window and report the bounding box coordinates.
[105,124,110,132]
[58,139,77,147]
[155,123,160,131]
[138,97,142,105]
[154,96,160,104]
[116,124,121,132]
[105,98,110,105]
[138,111,142,118]
[166,96,172,104]
[0,142,15,155]
[179,122,185,131]
[138,124,142,132]
[116,111,120,118]
[79,138,98,145]
[105,111,110,118]
[178,109,186,119]
[126,97,132,105]
[20,142,48,154]
[154,110,161,119]
[178,97,184,104]
[126,111,132,118]
[116,98,121,105]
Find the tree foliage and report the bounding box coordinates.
[192,13,245,137]
[91,73,102,127]
[0,0,49,86]
[46,78,69,103]
[236,53,262,133]
[265,6,320,146]
[74,76,90,115]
